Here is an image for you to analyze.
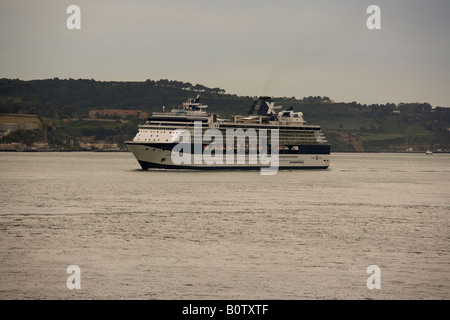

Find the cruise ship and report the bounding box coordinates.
[126,96,330,171]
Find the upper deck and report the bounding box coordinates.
[141,96,320,129]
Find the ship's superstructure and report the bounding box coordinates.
[126,96,330,170]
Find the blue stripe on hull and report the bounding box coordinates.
[138,160,329,171]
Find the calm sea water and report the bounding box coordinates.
[0,152,448,299]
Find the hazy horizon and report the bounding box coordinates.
[1,0,449,107]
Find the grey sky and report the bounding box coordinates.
[1,0,449,107]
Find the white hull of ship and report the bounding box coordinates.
[126,143,330,170]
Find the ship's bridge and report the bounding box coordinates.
[234,96,306,126]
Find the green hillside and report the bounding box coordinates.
[1,78,449,152]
